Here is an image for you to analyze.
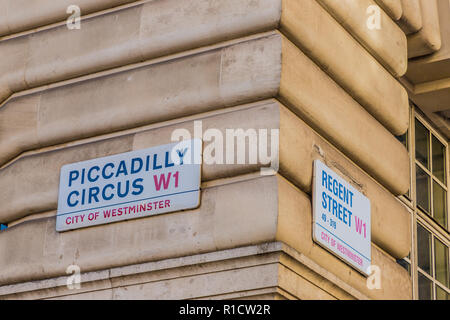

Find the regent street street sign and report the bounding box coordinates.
[56,139,202,232]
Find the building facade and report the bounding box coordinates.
[0,0,448,300]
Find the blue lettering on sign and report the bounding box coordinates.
[320,169,353,227]
[65,150,186,207]
[176,148,188,165]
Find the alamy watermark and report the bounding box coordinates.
[66,5,81,30]
[170,121,279,175]
[366,265,382,290]
[66,264,81,290]
[366,5,381,30]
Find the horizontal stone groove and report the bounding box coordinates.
[0,242,362,300]
[316,0,407,77]
[0,174,411,299]
[280,36,410,196]
[407,0,442,58]
[398,0,423,35]
[278,104,410,259]
[0,243,284,295]
[0,0,141,38]
[374,0,403,21]
[0,100,410,260]
[0,31,410,198]
[280,0,409,136]
[277,175,411,300]
[1,0,409,139]
[0,0,281,104]
[0,32,282,167]
[0,174,281,287]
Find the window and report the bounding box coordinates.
[416,222,449,300]
[397,103,450,300]
[414,118,448,228]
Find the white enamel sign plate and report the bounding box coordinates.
[312,160,371,276]
[56,139,202,232]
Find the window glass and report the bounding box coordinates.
[411,111,449,300]
[418,272,433,300]
[416,165,430,213]
[434,238,449,287]
[432,136,446,184]
[415,119,429,169]
[436,286,449,300]
[433,181,448,229]
[417,224,432,275]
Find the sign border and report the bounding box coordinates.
[311,159,371,277]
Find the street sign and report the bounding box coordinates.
[312,160,371,276]
[56,139,202,232]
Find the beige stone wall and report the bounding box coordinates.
[0,242,365,300]
[407,0,442,58]
[402,0,450,137]
[2,0,439,300]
